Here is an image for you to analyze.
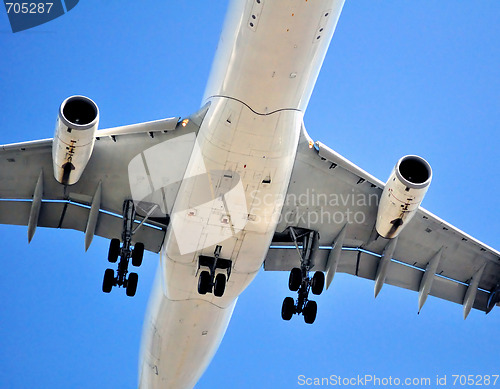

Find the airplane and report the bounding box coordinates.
[1,1,499,388]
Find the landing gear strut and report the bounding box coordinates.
[197,245,232,298]
[102,200,145,297]
[281,228,324,324]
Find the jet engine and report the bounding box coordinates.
[52,95,99,185]
[376,155,432,239]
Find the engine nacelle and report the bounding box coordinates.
[52,95,99,185]
[376,155,432,239]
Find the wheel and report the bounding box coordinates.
[289,267,302,291]
[108,238,120,263]
[132,242,144,267]
[281,297,295,321]
[102,268,115,293]
[126,273,139,297]
[303,300,317,324]
[198,271,211,295]
[213,273,226,297]
[311,271,325,295]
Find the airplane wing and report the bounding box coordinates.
[0,108,206,253]
[265,125,500,317]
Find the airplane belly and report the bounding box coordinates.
[139,99,303,387]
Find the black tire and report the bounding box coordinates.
[303,300,317,324]
[102,268,115,293]
[289,267,302,292]
[213,273,226,297]
[198,271,211,295]
[132,242,145,267]
[126,273,139,297]
[108,238,120,263]
[281,297,295,321]
[311,271,325,295]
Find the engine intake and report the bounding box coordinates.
[376,155,432,239]
[52,95,99,185]
[61,96,98,127]
[397,156,432,188]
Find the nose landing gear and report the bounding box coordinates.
[281,228,324,324]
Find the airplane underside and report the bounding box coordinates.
[2,1,499,389]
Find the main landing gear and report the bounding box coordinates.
[102,200,145,297]
[197,245,232,298]
[281,228,324,324]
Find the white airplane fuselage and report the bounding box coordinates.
[139,1,345,387]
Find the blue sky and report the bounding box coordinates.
[1,1,499,388]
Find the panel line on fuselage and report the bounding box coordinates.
[206,94,304,116]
